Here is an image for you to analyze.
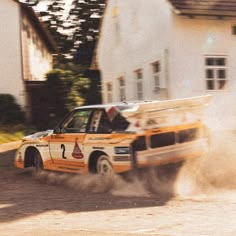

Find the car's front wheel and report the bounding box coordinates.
[34,150,44,172]
[96,155,113,175]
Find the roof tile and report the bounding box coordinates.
[168,0,236,16]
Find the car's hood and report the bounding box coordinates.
[23,130,54,141]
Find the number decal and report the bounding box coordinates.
[61,144,67,159]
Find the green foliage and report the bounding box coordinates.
[0,94,25,125]
[0,124,36,144]
[35,0,104,105]
[45,69,84,127]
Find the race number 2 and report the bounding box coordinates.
[61,144,67,159]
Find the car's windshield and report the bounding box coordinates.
[62,110,92,133]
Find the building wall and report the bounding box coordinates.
[98,0,173,103]
[98,0,236,110]
[169,14,236,100]
[169,15,236,129]
[0,0,25,107]
[21,14,53,82]
[98,0,236,129]
[0,0,54,116]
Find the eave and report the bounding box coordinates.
[15,1,58,53]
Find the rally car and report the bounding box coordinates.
[15,95,211,175]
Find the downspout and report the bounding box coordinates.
[164,48,170,99]
[18,4,30,121]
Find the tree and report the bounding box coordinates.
[19,0,105,109]
[20,0,106,66]
[0,94,25,125]
[68,0,106,66]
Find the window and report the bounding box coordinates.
[62,110,92,133]
[118,77,126,101]
[152,61,161,93]
[89,110,112,133]
[205,56,228,90]
[107,83,113,103]
[134,69,143,100]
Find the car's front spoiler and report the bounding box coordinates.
[135,138,208,167]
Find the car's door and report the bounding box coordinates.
[49,109,92,170]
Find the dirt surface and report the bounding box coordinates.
[0,134,236,236]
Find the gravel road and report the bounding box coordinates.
[0,134,236,236]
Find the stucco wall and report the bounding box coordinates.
[170,14,236,99]
[0,0,25,107]
[169,15,236,129]
[21,15,53,82]
[98,0,173,103]
[98,0,236,126]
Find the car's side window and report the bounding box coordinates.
[111,113,130,131]
[89,110,112,134]
[62,110,92,133]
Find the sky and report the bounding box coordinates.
[36,0,73,20]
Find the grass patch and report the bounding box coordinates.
[0,124,36,144]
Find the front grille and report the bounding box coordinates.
[178,128,199,143]
[150,132,175,148]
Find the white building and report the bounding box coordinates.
[0,0,56,120]
[97,0,236,114]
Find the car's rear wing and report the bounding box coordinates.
[120,95,211,130]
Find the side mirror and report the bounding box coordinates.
[54,127,61,134]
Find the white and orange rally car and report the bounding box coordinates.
[15,95,211,175]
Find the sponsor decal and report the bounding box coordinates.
[113,156,130,161]
[88,137,111,140]
[36,144,49,147]
[92,147,104,150]
[52,135,64,139]
[72,138,84,159]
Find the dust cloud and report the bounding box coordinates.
[175,132,236,197]
[175,94,236,198]
[34,170,154,197]
[33,162,183,197]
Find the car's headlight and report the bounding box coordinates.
[114,146,130,154]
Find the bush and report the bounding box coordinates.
[0,94,25,125]
[45,69,83,127]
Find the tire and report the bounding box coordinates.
[96,155,113,175]
[34,150,44,172]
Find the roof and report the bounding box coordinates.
[168,0,236,17]
[75,102,135,111]
[75,95,211,116]
[18,2,57,53]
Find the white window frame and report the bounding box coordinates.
[134,69,143,100]
[118,77,126,101]
[152,61,161,93]
[205,55,228,91]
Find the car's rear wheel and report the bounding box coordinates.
[96,155,113,175]
[34,150,44,172]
